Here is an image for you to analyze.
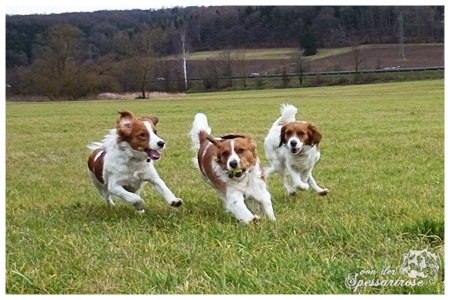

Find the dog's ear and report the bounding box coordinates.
[244,135,258,158]
[206,135,224,161]
[117,111,135,136]
[308,122,322,145]
[149,116,159,126]
[279,124,287,147]
[220,134,246,140]
[138,115,159,126]
[206,134,220,147]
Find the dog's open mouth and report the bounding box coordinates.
[145,149,161,160]
[291,148,300,154]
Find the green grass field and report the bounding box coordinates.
[6,80,444,294]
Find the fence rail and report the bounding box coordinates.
[152,66,444,83]
[150,66,445,83]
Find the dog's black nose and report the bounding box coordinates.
[157,141,165,148]
[229,160,238,169]
[290,140,298,147]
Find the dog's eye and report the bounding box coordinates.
[298,131,305,136]
[237,148,245,154]
[286,130,292,136]
[222,151,230,158]
[139,132,147,138]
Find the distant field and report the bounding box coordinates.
[175,43,443,62]
[176,46,358,61]
[5,80,444,294]
[185,48,297,60]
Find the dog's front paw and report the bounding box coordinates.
[296,182,310,191]
[133,201,145,212]
[238,214,259,224]
[252,214,261,222]
[106,198,115,207]
[317,189,329,196]
[170,198,183,207]
[266,213,276,221]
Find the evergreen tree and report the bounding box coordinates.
[299,32,317,56]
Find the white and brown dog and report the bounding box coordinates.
[87,111,182,213]
[264,104,328,196]
[190,113,276,223]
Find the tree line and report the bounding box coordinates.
[6,6,444,99]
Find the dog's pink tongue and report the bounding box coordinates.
[145,149,161,160]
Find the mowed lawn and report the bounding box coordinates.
[5,80,444,294]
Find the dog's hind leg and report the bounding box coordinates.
[88,168,115,206]
[109,185,146,212]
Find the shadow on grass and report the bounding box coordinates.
[63,194,238,229]
[63,200,187,229]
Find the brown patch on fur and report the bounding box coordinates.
[88,148,106,184]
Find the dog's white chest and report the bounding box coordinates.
[288,149,320,171]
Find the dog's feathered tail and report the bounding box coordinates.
[189,113,211,151]
[273,104,297,127]
[264,104,298,151]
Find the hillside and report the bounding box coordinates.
[7,6,444,69]
[6,6,444,99]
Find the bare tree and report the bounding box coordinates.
[31,24,89,99]
[235,49,248,88]
[281,65,290,88]
[217,49,234,88]
[114,24,156,99]
[203,57,219,90]
[177,31,190,90]
[351,44,364,80]
[290,48,310,86]
[155,57,171,92]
